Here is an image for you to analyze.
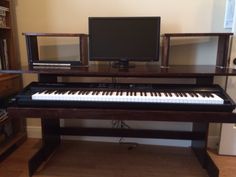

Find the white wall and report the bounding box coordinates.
[14,0,226,147]
[15,0,216,66]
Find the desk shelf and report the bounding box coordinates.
[1,64,236,78]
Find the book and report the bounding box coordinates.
[3,39,9,69]
[0,38,9,69]
[0,6,8,28]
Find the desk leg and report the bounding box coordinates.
[28,118,60,177]
[191,122,219,177]
[191,122,208,167]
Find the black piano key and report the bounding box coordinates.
[168,93,172,97]
[193,92,199,97]
[174,93,179,97]
[209,93,214,98]
[37,90,45,94]
[182,93,187,97]
[188,92,194,97]
[44,90,51,94]
[200,93,206,97]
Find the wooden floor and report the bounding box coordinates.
[0,139,235,177]
[0,139,40,177]
[208,150,236,177]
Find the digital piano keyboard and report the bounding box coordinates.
[15,82,235,112]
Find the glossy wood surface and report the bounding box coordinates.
[22,33,88,37]
[162,33,233,37]
[7,107,236,123]
[1,64,236,77]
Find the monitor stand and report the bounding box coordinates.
[112,58,135,68]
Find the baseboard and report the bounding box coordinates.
[207,136,220,149]
[27,126,42,138]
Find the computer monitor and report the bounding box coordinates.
[89,17,161,68]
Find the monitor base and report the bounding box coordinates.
[112,59,135,69]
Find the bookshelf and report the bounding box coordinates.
[0,0,26,161]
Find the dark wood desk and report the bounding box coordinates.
[6,64,236,177]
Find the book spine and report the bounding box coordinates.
[0,38,9,69]
[3,39,9,69]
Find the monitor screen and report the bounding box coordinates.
[89,17,161,63]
